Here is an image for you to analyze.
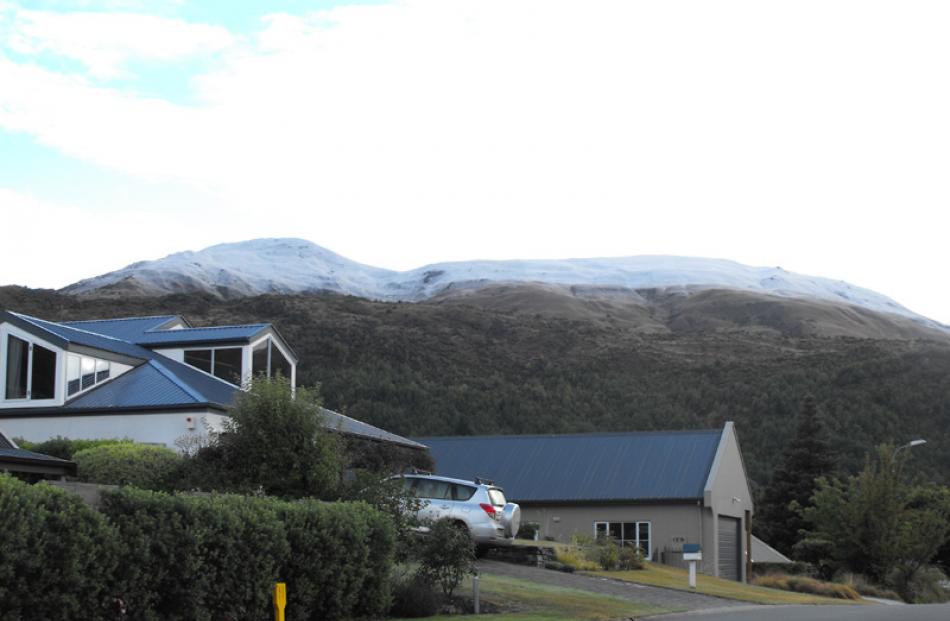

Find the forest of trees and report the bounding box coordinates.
[3,285,949,491]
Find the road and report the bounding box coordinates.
[655,603,950,621]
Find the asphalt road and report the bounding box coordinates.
[656,603,950,621]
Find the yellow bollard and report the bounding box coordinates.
[274,582,287,621]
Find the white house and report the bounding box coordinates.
[0,311,425,455]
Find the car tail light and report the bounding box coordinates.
[479,503,498,519]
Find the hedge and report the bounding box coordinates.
[0,475,118,620]
[99,488,394,620]
[14,436,131,461]
[74,443,181,490]
[1,479,395,621]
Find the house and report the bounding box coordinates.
[0,311,425,456]
[0,426,76,480]
[417,422,755,582]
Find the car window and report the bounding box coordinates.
[415,479,451,499]
[452,484,476,501]
[488,488,506,507]
[401,477,418,494]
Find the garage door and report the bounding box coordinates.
[717,516,741,581]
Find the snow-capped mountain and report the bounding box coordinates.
[61,238,937,328]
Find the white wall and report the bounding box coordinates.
[0,410,229,449]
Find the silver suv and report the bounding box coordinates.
[397,473,521,550]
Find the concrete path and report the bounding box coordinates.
[477,559,753,612]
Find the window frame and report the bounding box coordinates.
[593,520,653,560]
[65,353,112,399]
[183,346,244,387]
[4,334,58,402]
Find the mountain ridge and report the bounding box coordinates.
[60,238,943,333]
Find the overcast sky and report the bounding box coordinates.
[1,1,948,323]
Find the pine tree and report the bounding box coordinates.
[755,395,835,555]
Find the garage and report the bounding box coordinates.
[717,515,742,581]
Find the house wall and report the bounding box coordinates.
[523,502,724,574]
[703,422,754,581]
[0,410,228,449]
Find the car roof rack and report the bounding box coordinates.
[474,476,495,486]
[405,467,432,475]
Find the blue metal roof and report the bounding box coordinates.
[8,312,154,361]
[61,315,183,341]
[323,409,426,449]
[134,324,269,347]
[65,360,236,410]
[0,447,76,465]
[415,430,724,503]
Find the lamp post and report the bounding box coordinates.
[893,439,927,459]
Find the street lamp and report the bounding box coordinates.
[893,439,927,458]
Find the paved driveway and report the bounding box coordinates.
[656,603,950,621]
[477,559,752,612]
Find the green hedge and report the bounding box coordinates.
[0,475,118,620]
[99,488,394,620]
[74,443,181,490]
[14,436,131,461]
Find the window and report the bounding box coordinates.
[251,338,293,381]
[5,335,57,401]
[594,521,652,560]
[66,354,111,398]
[452,484,476,501]
[184,348,243,385]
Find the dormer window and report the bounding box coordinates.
[184,347,242,385]
[5,335,57,400]
[66,354,111,397]
[252,338,292,380]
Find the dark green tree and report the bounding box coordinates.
[755,395,835,555]
[212,375,343,498]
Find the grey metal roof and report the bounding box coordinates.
[0,447,75,465]
[415,430,724,503]
[323,409,427,449]
[61,315,184,341]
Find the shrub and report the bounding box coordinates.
[0,474,119,620]
[390,571,440,618]
[517,521,541,540]
[74,443,181,490]
[99,487,394,621]
[16,436,131,460]
[752,574,861,600]
[834,571,902,601]
[555,536,601,571]
[416,520,476,597]
[619,545,645,570]
[596,536,621,571]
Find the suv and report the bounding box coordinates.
[396,473,521,550]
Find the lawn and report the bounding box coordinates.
[393,572,677,621]
[587,562,864,605]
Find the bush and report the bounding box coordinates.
[834,571,901,601]
[517,521,541,540]
[74,443,181,490]
[99,487,393,620]
[390,571,440,618]
[889,565,950,604]
[596,536,621,570]
[416,520,476,597]
[0,474,119,620]
[16,436,131,460]
[752,574,861,600]
[619,545,645,570]
[555,536,600,571]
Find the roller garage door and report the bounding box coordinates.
[717,516,741,581]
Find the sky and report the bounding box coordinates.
[0,1,948,323]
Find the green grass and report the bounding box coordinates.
[393,572,676,620]
[587,562,865,605]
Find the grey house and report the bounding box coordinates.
[418,421,754,582]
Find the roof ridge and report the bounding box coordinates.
[144,323,268,334]
[416,429,722,441]
[12,312,140,345]
[147,359,205,402]
[63,314,180,324]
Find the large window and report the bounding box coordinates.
[252,339,293,381]
[5,335,57,401]
[66,353,111,398]
[594,521,652,560]
[184,347,243,385]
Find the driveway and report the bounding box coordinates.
[656,603,950,621]
[477,559,753,612]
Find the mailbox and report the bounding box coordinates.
[683,543,702,561]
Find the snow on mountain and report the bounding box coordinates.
[62,238,937,327]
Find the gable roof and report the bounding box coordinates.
[416,428,725,503]
[323,409,427,449]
